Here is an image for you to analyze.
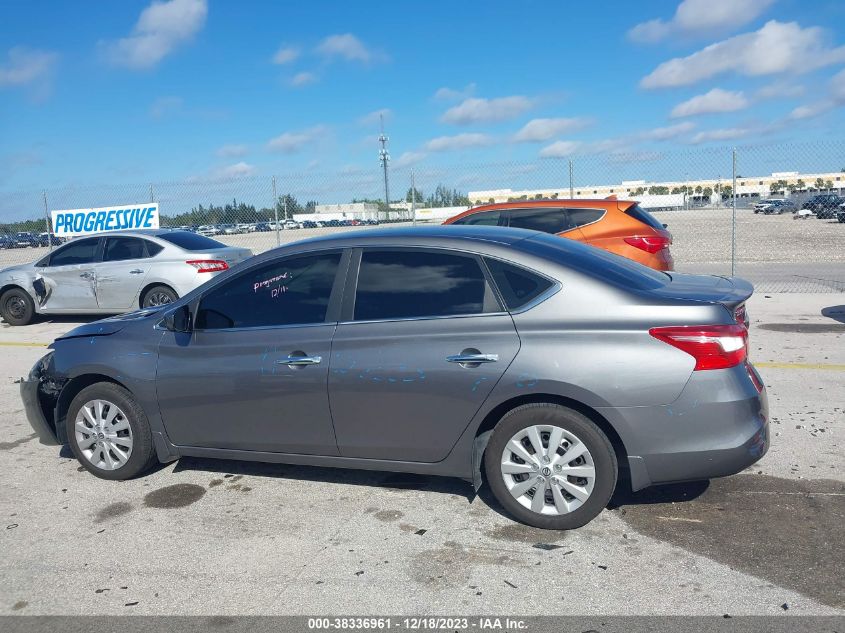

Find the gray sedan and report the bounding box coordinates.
[20,226,768,529]
[0,230,251,326]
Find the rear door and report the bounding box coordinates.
[95,237,160,310]
[328,248,520,462]
[504,207,585,239]
[36,237,101,311]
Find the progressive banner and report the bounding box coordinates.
[51,203,159,237]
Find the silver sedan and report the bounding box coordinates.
[0,230,251,325]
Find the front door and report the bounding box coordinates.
[328,248,520,463]
[156,250,345,454]
[36,237,101,311]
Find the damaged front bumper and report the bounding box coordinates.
[20,352,63,446]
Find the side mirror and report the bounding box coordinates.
[163,305,192,333]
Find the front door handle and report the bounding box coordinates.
[276,355,322,367]
[129,269,145,274]
[447,353,498,365]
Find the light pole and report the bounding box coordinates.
[379,114,390,219]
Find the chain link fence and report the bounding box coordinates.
[1,141,844,292]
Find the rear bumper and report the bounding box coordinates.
[599,363,769,491]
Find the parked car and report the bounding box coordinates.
[0,234,13,249]
[793,209,815,220]
[254,222,272,232]
[283,219,301,230]
[753,199,784,214]
[0,230,252,326]
[197,225,216,237]
[10,232,38,248]
[301,220,319,229]
[837,205,845,223]
[802,194,843,219]
[35,232,63,247]
[20,226,767,530]
[762,199,797,215]
[444,199,674,271]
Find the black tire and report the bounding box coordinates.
[66,382,158,480]
[0,287,35,326]
[484,403,617,530]
[141,284,178,308]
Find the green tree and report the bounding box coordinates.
[405,187,423,203]
[825,180,834,190]
[796,179,806,190]
[702,186,713,197]
[815,177,826,190]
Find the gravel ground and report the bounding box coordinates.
[0,293,842,616]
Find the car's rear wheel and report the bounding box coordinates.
[141,285,178,308]
[484,403,617,530]
[0,288,35,326]
[67,382,158,480]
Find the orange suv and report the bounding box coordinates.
[443,199,674,271]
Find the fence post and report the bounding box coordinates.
[568,160,574,199]
[411,171,416,226]
[731,148,737,277]
[42,190,52,252]
[272,176,280,247]
[149,183,154,203]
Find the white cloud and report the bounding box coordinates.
[756,81,805,99]
[212,161,255,179]
[102,0,207,70]
[539,141,581,158]
[149,95,183,118]
[423,133,493,152]
[394,151,428,168]
[216,144,248,158]
[629,0,774,43]
[441,96,534,125]
[316,33,380,63]
[0,46,58,90]
[637,121,697,140]
[267,125,328,153]
[641,21,845,88]
[671,88,750,117]
[359,108,392,127]
[433,83,476,101]
[512,117,591,143]
[272,45,299,65]
[289,71,318,87]
[689,127,754,143]
[787,68,845,120]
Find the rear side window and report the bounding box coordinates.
[568,208,605,228]
[354,250,489,321]
[195,252,340,329]
[49,238,99,266]
[158,231,226,251]
[485,258,554,311]
[103,237,147,262]
[624,204,665,230]
[451,211,501,226]
[507,209,575,234]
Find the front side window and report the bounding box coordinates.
[195,252,340,330]
[507,209,575,234]
[354,250,489,321]
[49,238,99,266]
[103,237,147,262]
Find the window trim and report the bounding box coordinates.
[340,246,507,325]
[502,207,607,234]
[190,248,350,333]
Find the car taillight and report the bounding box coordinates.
[649,324,748,371]
[734,304,748,327]
[624,235,671,254]
[186,259,228,273]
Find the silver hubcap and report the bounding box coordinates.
[145,291,172,307]
[74,399,133,470]
[6,296,26,319]
[500,424,596,515]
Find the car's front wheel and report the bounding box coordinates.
[67,382,158,480]
[0,287,35,326]
[484,403,617,530]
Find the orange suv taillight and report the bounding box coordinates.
[624,235,672,254]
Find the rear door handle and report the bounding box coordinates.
[446,353,498,364]
[129,269,145,274]
[276,355,322,366]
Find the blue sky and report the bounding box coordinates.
[2,0,845,198]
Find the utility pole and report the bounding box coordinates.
[42,190,53,252]
[731,148,737,277]
[568,160,574,199]
[379,113,390,219]
[272,176,280,246]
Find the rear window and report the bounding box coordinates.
[157,231,226,251]
[485,258,554,310]
[519,232,670,290]
[624,204,665,231]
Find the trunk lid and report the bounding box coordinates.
[198,246,253,268]
[651,272,753,317]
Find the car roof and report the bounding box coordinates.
[69,229,185,239]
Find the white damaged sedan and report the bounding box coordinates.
[0,230,252,326]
